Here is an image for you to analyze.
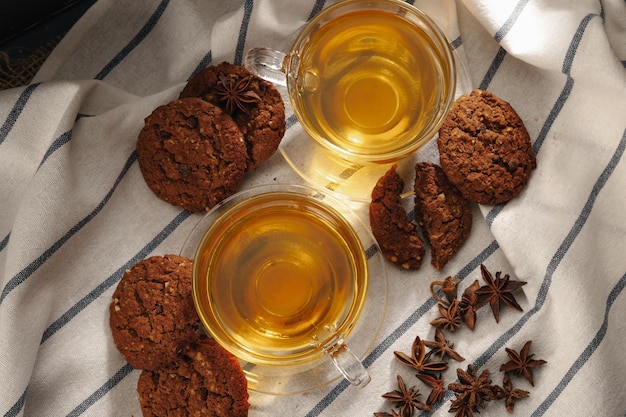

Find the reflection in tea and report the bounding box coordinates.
[293,10,450,160]
[194,193,368,364]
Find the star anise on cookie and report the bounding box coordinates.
[215,74,261,115]
[381,375,431,416]
[475,264,527,322]
[394,336,448,374]
[500,340,547,386]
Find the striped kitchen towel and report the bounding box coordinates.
[1,0,625,416]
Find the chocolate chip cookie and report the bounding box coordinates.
[370,165,425,269]
[179,62,286,171]
[414,162,472,270]
[136,97,247,212]
[109,255,198,370]
[137,335,249,417]
[437,89,536,205]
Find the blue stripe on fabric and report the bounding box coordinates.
[428,127,626,415]
[532,269,626,416]
[234,0,254,66]
[304,240,500,417]
[286,114,298,129]
[485,203,505,227]
[0,233,9,252]
[493,0,531,42]
[534,74,573,151]
[95,0,169,80]
[188,50,213,81]
[478,47,507,91]
[37,131,72,170]
[0,84,39,146]
[0,152,137,306]
[450,36,462,50]
[65,364,134,417]
[3,389,27,417]
[307,0,327,20]
[41,210,192,344]
[563,13,598,74]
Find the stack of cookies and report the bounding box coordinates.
[136,62,286,212]
[109,254,249,417]
[370,89,536,271]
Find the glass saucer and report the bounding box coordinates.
[279,48,473,202]
[180,184,389,395]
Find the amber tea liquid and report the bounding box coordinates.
[193,192,368,365]
[292,9,451,161]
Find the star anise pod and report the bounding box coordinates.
[214,73,261,115]
[423,328,465,362]
[381,374,431,416]
[448,396,475,417]
[430,299,462,332]
[374,411,401,417]
[416,373,446,405]
[394,336,448,374]
[458,279,480,330]
[430,276,460,304]
[500,340,547,386]
[475,264,527,322]
[448,364,501,414]
[500,372,530,412]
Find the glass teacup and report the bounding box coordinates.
[181,184,388,393]
[245,0,456,165]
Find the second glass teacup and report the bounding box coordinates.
[245,0,456,165]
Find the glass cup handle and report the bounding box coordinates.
[244,48,288,87]
[328,343,371,388]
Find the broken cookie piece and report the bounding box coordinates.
[414,162,472,270]
[370,165,425,269]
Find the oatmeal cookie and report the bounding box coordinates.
[136,97,247,212]
[437,89,536,205]
[137,335,249,417]
[109,255,198,371]
[414,162,472,270]
[179,62,286,171]
[370,165,425,269]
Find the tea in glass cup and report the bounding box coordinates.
[189,185,372,388]
[245,0,456,164]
